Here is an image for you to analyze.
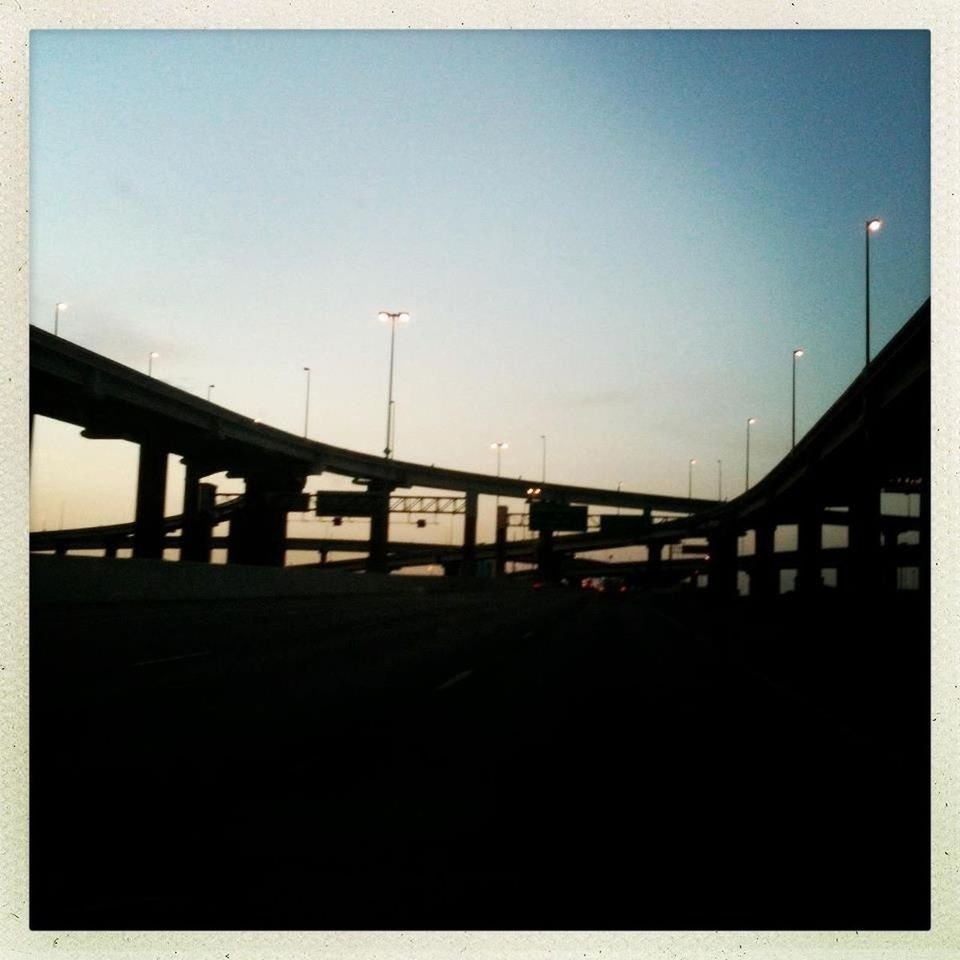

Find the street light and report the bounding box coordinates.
[53,302,67,336]
[378,311,410,458]
[745,417,757,491]
[865,218,883,367]
[491,441,508,511]
[617,480,622,515]
[717,460,723,501]
[541,434,547,484]
[688,458,697,499]
[207,384,215,402]
[792,348,804,449]
[303,366,311,438]
[148,351,159,377]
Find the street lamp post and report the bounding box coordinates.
[378,311,409,458]
[207,384,215,402]
[865,218,883,367]
[303,366,311,438]
[688,458,697,499]
[54,302,67,336]
[745,417,757,491]
[617,480,622,515]
[792,348,804,449]
[491,441,508,511]
[148,352,159,377]
[541,435,547,484]
[717,460,723,501]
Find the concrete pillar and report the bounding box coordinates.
[494,505,508,577]
[752,522,777,598]
[848,480,882,596]
[133,442,168,559]
[795,503,822,596]
[537,527,555,580]
[227,470,305,566]
[461,491,478,577]
[646,542,662,584]
[366,479,392,574]
[181,463,216,563]
[707,528,738,598]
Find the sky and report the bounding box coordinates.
[28,30,930,549]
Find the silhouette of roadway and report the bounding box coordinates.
[30,583,928,930]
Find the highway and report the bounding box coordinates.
[30,582,928,930]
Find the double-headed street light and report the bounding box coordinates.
[54,302,68,336]
[688,458,697,499]
[745,417,757,491]
[865,218,883,367]
[148,351,159,377]
[792,348,804,449]
[378,311,410,458]
[491,441,508,511]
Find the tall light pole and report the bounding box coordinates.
[617,480,622,515]
[792,348,804,449]
[688,458,697,499]
[207,384,215,402]
[54,302,67,336]
[540,434,547,484]
[303,366,311,438]
[745,417,757,491]
[865,218,883,367]
[491,441,508,511]
[717,460,723,501]
[378,311,409,458]
[148,351,159,377]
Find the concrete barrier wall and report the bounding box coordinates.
[30,555,496,605]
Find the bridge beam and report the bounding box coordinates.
[133,442,168,560]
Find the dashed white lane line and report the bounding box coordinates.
[433,668,474,693]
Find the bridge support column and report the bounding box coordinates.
[646,542,662,584]
[181,462,216,563]
[133,442,168,560]
[460,491,478,577]
[537,527,556,580]
[366,479,392,574]
[848,479,882,596]
[494,505,508,577]
[227,470,305,566]
[752,522,777,598]
[707,529,738,598]
[795,503,822,596]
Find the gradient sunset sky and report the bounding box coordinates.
[29,30,930,545]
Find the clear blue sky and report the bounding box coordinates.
[29,30,930,542]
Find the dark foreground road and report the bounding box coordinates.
[30,581,929,930]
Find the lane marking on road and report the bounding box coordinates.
[131,651,213,668]
[433,668,474,693]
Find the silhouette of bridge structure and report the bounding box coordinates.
[30,299,929,597]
